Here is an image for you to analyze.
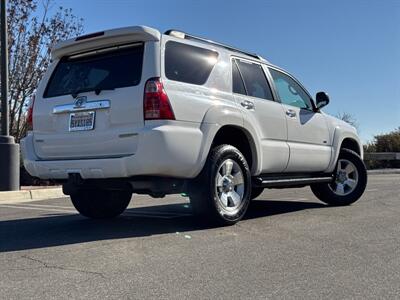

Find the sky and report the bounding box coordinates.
[49,0,399,142]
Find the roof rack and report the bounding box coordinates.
[164,29,267,62]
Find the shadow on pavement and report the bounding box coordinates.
[0,200,325,252]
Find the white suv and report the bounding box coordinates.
[21,26,367,225]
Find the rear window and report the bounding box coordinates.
[232,60,246,95]
[235,59,273,101]
[165,41,218,85]
[44,44,144,98]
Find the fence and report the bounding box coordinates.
[364,152,400,161]
[363,152,400,170]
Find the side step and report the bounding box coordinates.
[253,174,333,188]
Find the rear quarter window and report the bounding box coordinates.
[164,41,218,85]
[44,44,144,98]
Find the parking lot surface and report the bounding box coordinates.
[1,174,399,299]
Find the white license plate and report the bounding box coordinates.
[69,111,95,131]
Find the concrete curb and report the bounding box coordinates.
[0,187,64,203]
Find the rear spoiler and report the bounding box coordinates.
[51,25,161,59]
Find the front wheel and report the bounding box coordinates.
[70,189,132,219]
[188,144,252,225]
[311,148,367,206]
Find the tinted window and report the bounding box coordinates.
[44,44,144,98]
[236,60,273,100]
[269,68,313,109]
[165,41,218,85]
[232,61,246,95]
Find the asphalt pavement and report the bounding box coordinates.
[0,174,399,299]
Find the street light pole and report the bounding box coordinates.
[0,0,8,135]
[0,0,19,191]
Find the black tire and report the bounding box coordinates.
[311,148,367,206]
[70,189,132,219]
[188,144,252,225]
[251,187,264,200]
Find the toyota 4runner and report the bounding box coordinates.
[21,26,367,225]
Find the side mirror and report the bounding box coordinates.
[316,91,330,109]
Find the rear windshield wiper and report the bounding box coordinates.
[94,87,115,95]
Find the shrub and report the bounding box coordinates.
[364,127,400,169]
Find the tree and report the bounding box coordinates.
[336,112,359,131]
[364,127,400,153]
[364,127,400,169]
[1,0,83,142]
[373,127,400,152]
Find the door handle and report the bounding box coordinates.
[285,109,297,118]
[240,100,254,110]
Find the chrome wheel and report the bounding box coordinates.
[329,159,359,196]
[215,159,245,213]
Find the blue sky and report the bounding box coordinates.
[54,0,399,142]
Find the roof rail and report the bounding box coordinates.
[164,29,266,61]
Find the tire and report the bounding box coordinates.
[70,189,132,219]
[188,144,252,225]
[251,187,264,200]
[311,148,367,206]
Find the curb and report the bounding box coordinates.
[0,187,64,203]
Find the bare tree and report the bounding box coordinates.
[336,112,359,131]
[1,0,83,141]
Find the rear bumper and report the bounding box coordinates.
[21,122,212,180]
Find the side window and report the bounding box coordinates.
[165,41,218,85]
[269,68,313,110]
[232,61,246,95]
[235,59,273,100]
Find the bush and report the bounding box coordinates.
[364,127,400,169]
[374,127,400,152]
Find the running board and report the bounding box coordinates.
[253,175,333,188]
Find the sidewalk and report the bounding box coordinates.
[0,186,63,203]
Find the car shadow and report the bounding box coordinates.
[0,199,325,253]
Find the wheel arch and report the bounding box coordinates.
[195,102,262,176]
[211,125,259,174]
[340,138,362,156]
[326,127,363,173]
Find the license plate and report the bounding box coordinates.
[69,111,95,131]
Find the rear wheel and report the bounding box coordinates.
[70,189,132,219]
[311,149,367,206]
[188,144,252,225]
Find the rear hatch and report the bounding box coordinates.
[33,27,160,160]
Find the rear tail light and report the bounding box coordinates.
[144,78,175,120]
[27,94,35,127]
